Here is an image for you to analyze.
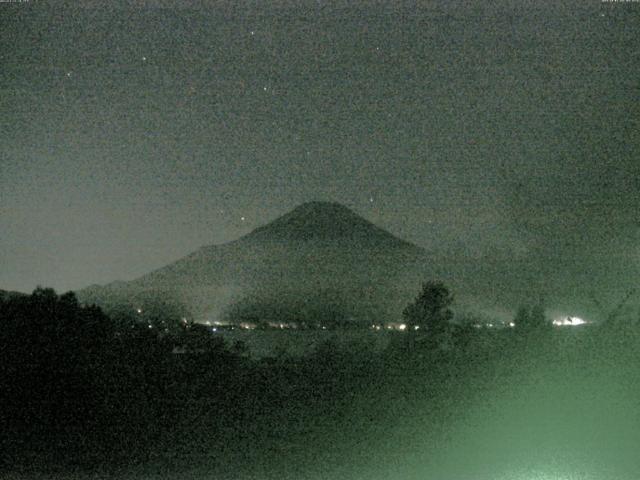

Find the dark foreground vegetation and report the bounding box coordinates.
[2,286,640,479]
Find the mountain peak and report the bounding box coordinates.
[242,201,419,249]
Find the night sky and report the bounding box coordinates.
[2,1,639,318]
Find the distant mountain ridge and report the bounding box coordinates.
[78,202,429,323]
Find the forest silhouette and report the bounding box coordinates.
[1,285,639,479]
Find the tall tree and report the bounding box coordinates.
[403,281,454,336]
[513,303,550,332]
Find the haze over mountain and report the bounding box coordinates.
[79,202,430,324]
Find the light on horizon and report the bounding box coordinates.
[553,316,587,326]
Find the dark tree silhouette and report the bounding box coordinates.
[513,303,550,333]
[513,305,531,329]
[403,281,454,338]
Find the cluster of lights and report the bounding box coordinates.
[469,317,588,328]
[371,323,417,331]
[183,318,594,332]
[552,316,587,326]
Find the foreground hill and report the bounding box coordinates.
[78,202,430,324]
[0,289,27,302]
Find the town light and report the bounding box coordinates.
[552,316,587,326]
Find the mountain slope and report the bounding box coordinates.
[78,202,430,323]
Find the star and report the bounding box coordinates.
[142,56,147,62]
[240,216,246,222]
